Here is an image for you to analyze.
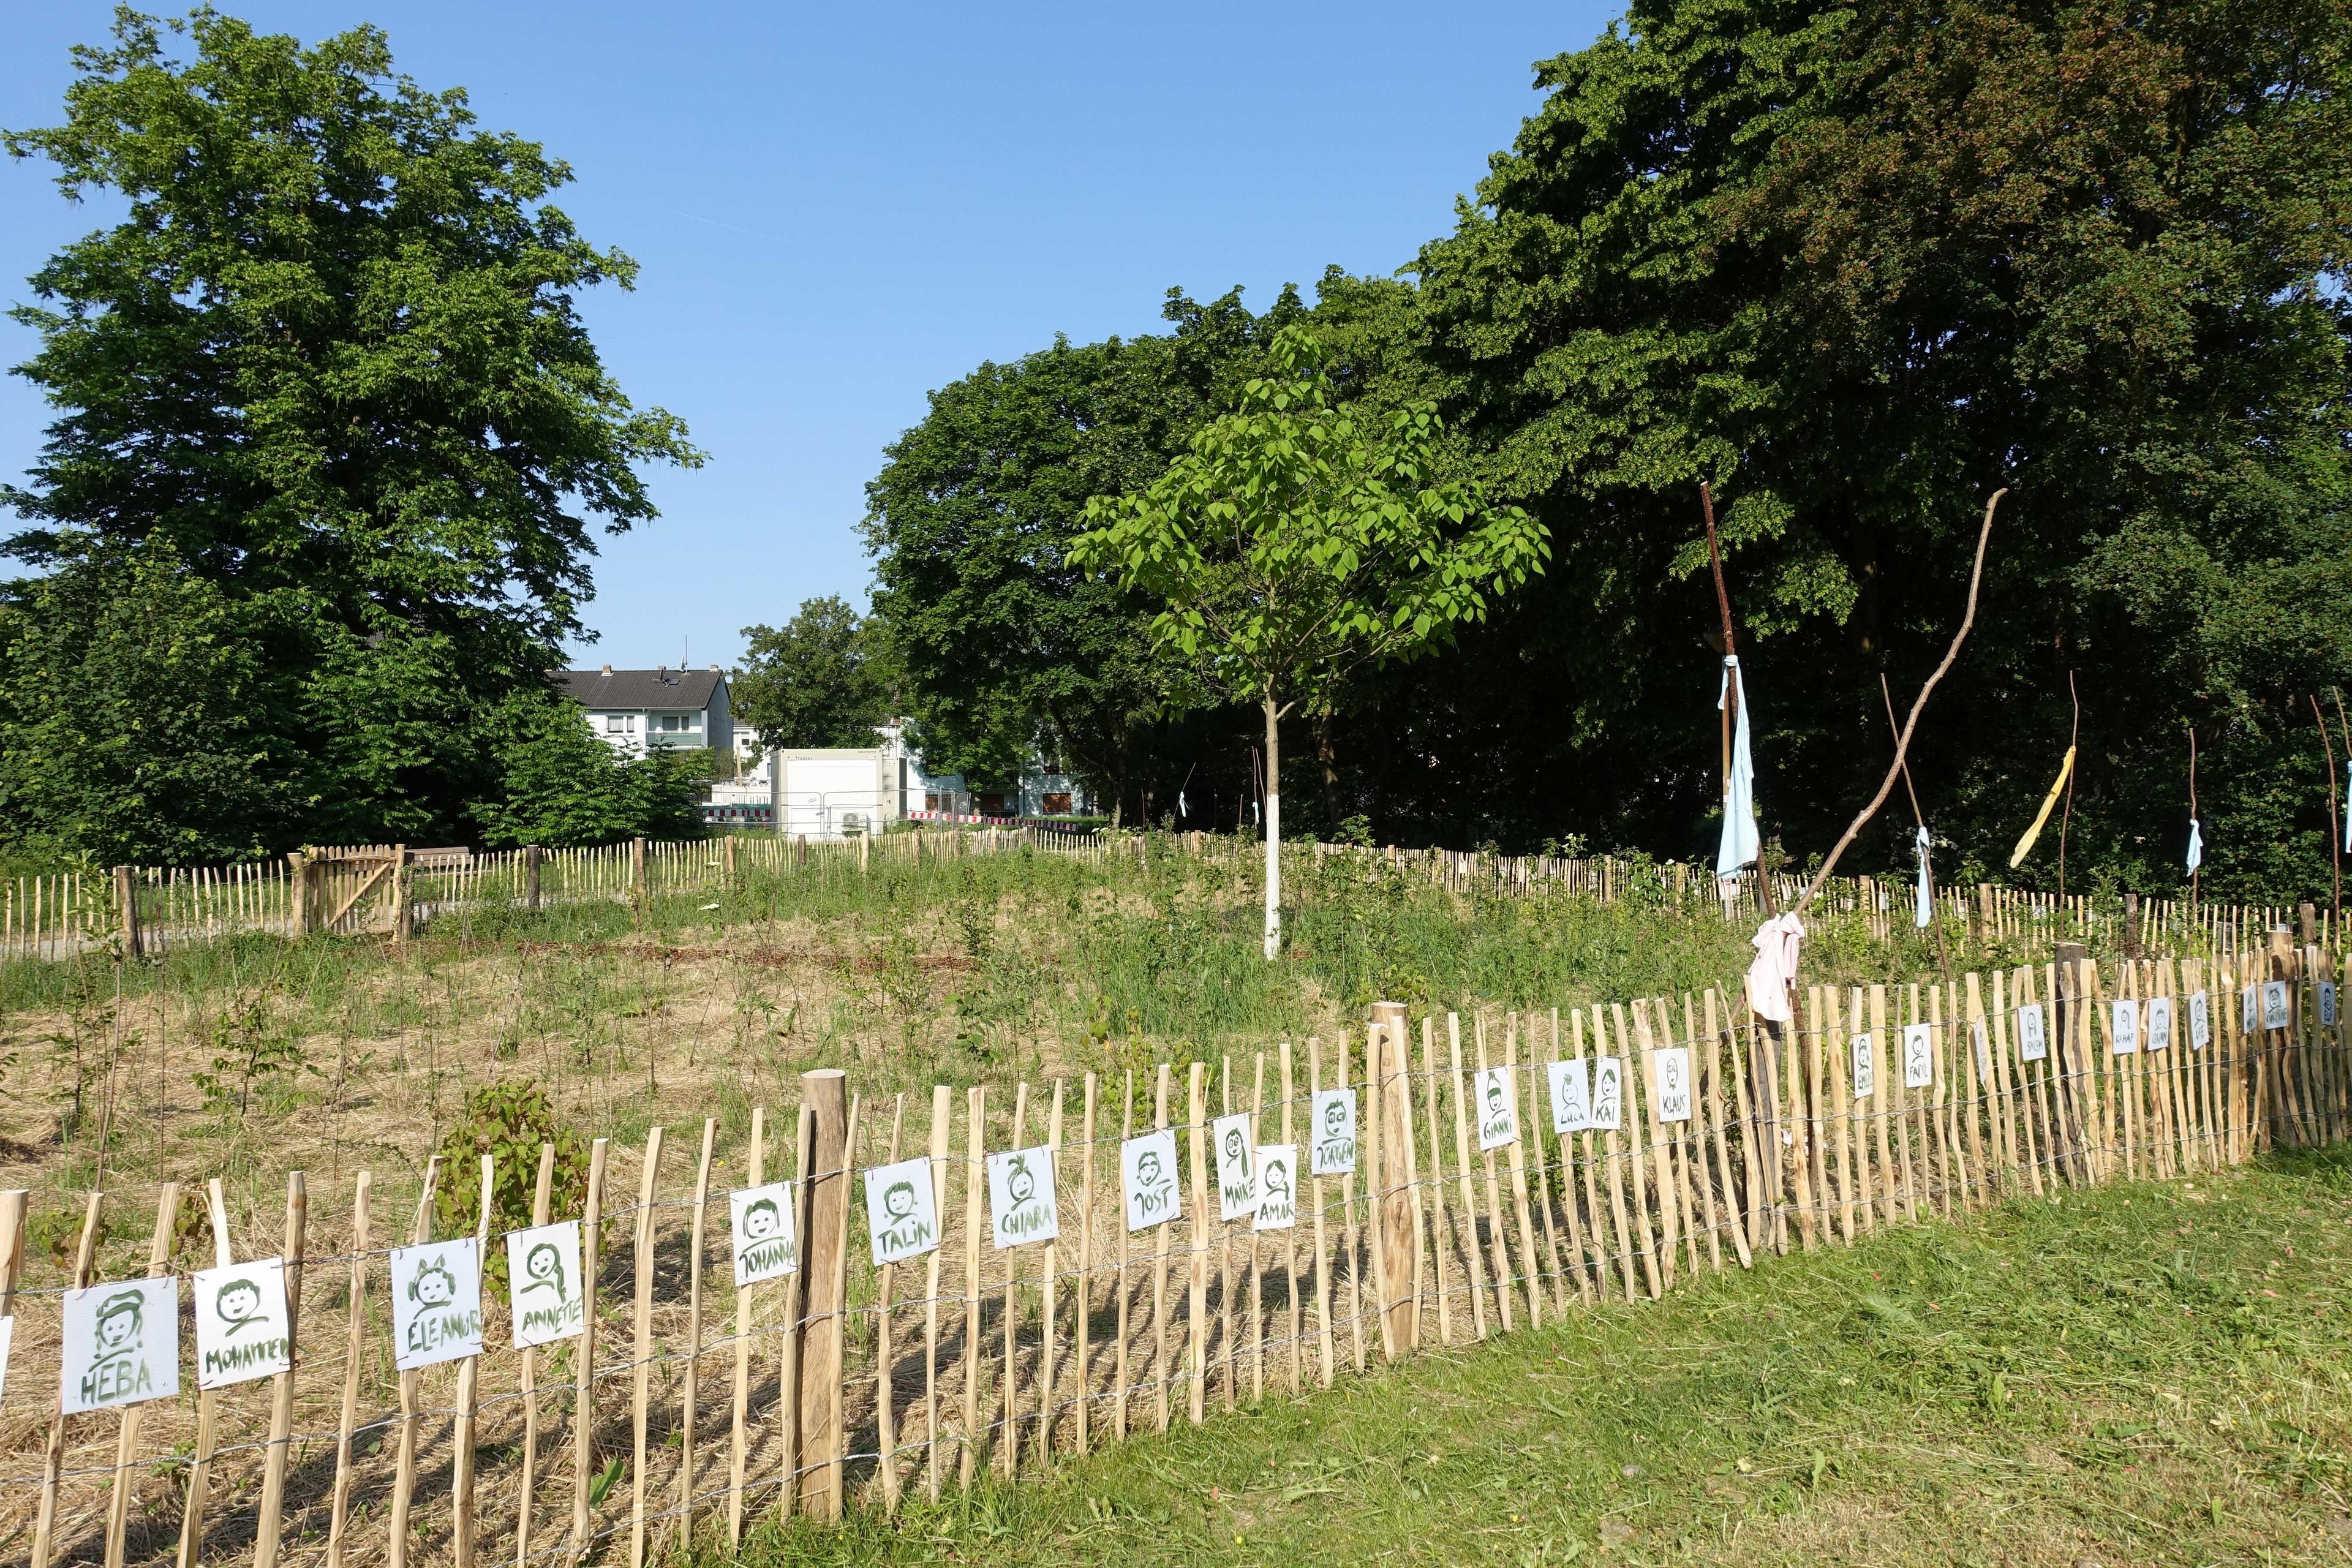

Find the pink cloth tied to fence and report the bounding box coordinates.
[1745,912,1804,1022]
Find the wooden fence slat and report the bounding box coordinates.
[254,1172,309,1568]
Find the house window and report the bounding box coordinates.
[605,715,627,733]
[657,714,703,734]
[976,792,1008,817]
[1042,792,1072,816]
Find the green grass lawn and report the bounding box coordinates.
[732,1148,2352,1567]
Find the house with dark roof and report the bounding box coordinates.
[558,665,733,758]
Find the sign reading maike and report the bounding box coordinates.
[987,1146,1059,1249]
[865,1157,940,1266]
[505,1221,586,1348]
[1212,1112,1256,1220]
[1122,1128,1182,1232]
[1475,1066,1519,1150]
[1253,1145,1297,1231]
[60,1276,179,1414]
[192,1257,291,1389]
[390,1238,484,1372]
[1651,1048,1692,1124]
[729,1180,799,1287]
[1310,1089,1357,1176]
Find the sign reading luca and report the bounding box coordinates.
[1310,1089,1357,1176]
[1476,1068,1520,1150]
[1548,1058,1591,1135]
[505,1221,586,1348]
[1212,1113,1256,1220]
[60,1276,179,1414]
[988,1147,1059,1248]
[1902,1025,1934,1089]
[729,1181,799,1287]
[864,1158,940,1267]
[1651,1049,1692,1124]
[1121,1129,1182,1232]
[1253,1145,1297,1231]
[193,1257,291,1389]
[390,1238,483,1371]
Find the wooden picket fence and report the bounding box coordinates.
[3,828,2324,964]
[1,933,2343,1567]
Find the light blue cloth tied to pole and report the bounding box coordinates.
[1914,824,1934,928]
[1716,655,1760,881]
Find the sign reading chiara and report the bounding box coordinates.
[988,1145,1060,1249]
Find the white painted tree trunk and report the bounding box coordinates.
[1262,695,1281,961]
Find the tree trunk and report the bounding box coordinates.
[1263,696,1282,961]
[1317,709,1340,827]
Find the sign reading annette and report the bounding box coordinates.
[864,1157,940,1267]
[729,1180,799,1287]
[1122,1129,1182,1232]
[1310,1089,1357,1176]
[505,1221,586,1348]
[60,1276,179,1414]
[389,1238,483,1372]
[988,1146,1059,1249]
[192,1257,291,1389]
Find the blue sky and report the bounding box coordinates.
[1,1,1615,669]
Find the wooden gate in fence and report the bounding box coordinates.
[290,846,410,940]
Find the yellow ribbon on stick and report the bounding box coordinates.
[2008,745,2076,869]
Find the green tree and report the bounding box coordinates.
[1072,326,1547,957]
[468,696,707,848]
[1,9,699,857]
[733,595,893,749]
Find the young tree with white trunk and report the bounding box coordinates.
[1070,327,1547,959]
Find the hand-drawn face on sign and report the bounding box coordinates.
[1850,1033,1877,1101]
[1652,1048,1692,1124]
[59,1276,179,1414]
[987,1146,1059,1249]
[390,1238,484,1372]
[2323,982,2339,1030]
[1212,1112,1256,1220]
[2109,1000,2140,1055]
[1971,1019,1993,1079]
[1548,1057,1591,1135]
[2188,990,2211,1050]
[1476,1067,1519,1150]
[1902,1024,1934,1089]
[729,1180,799,1287]
[1310,1089,1356,1176]
[2242,984,2261,1034]
[1253,1145,1297,1232]
[1121,1128,1182,1232]
[1590,1058,1623,1131]
[2263,981,2291,1032]
[864,1156,940,1267]
[2146,996,2174,1053]
[193,1257,291,1389]
[2016,1003,2048,1063]
[505,1221,586,1349]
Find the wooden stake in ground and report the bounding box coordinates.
[728,1113,766,1546]
[960,1087,987,1485]
[453,1155,496,1568]
[628,1128,667,1568]
[924,1085,952,1500]
[796,1071,850,1518]
[327,1176,370,1568]
[516,1147,557,1566]
[572,1139,611,1553]
[389,1162,440,1568]
[677,1119,717,1548]
[1187,1061,1210,1422]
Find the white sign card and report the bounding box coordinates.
[1971,1019,1992,1079]
[1476,1067,1520,1149]
[505,1221,586,1348]
[0,1314,12,1405]
[2263,981,2291,1031]
[864,1157,941,1267]
[2242,984,2260,1034]
[1591,1057,1624,1130]
[389,1237,484,1372]
[1253,1145,1297,1232]
[1310,1089,1357,1175]
[2018,1004,2048,1062]
[2110,1000,2139,1055]
[2146,996,2173,1053]
[2189,990,2211,1050]
[2323,982,2339,1029]
[60,1277,179,1414]
[1548,1057,1591,1134]
[1212,1113,1256,1220]
[1851,1032,1877,1099]
[1651,1049,1692,1123]
[1122,1129,1182,1231]
[729,1180,799,1287]
[192,1257,291,1389]
[988,1145,1059,1249]
[1902,1024,1934,1089]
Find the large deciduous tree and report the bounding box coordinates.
[0,9,699,860]
[733,595,895,750]
[1071,326,1547,958]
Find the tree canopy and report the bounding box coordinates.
[733,595,895,750]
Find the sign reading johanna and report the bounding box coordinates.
[505,1221,586,1348]
[193,1257,292,1389]
[1121,1129,1182,1232]
[389,1238,484,1372]
[729,1180,799,1287]
[1310,1089,1357,1176]
[864,1157,940,1266]
[60,1276,179,1414]
[988,1146,1060,1249]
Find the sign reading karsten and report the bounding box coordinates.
[1310,1090,1357,1176]
[729,1181,799,1287]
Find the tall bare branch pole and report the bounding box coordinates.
[1880,673,1956,991]
[2314,694,2342,929]
[2187,726,2200,913]
[2059,671,2080,903]
[1703,483,1773,913]
[1797,489,2004,912]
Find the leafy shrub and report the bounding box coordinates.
[433,1080,589,1253]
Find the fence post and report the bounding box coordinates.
[1369,1001,1420,1355]
[112,866,141,959]
[525,845,543,910]
[389,846,411,944]
[795,1069,850,1520]
[631,837,648,924]
[2123,894,2142,960]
